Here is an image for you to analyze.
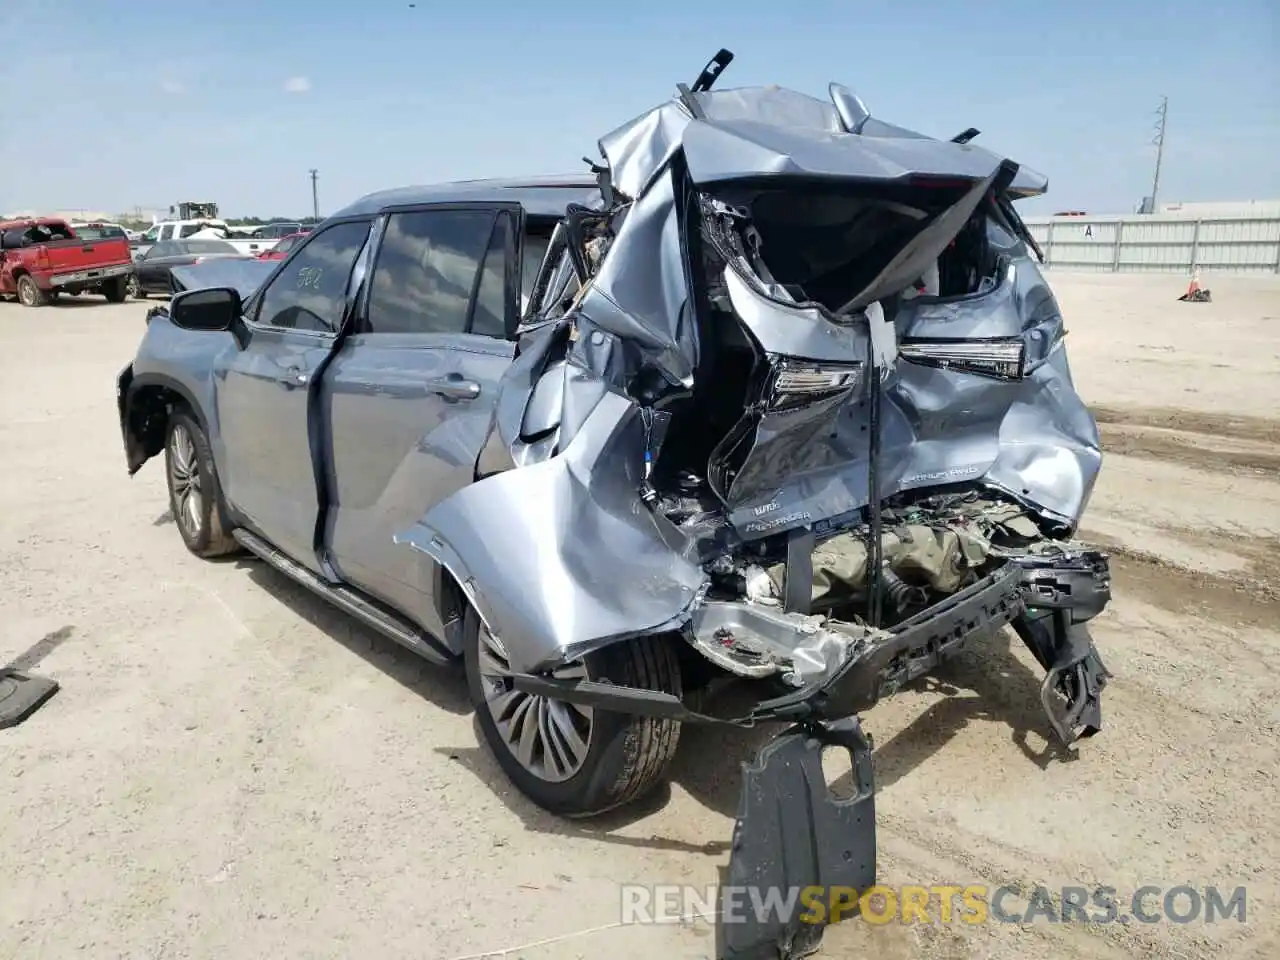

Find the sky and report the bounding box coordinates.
[1,0,1275,219]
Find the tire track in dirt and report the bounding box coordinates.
[1080,532,1280,625]
[1097,423,1280,480]
[1090,404,1280,446]
[1091,404,1280,480]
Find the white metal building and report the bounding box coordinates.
[1157,199,1280,218]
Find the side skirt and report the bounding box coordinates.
[232,528,455,666]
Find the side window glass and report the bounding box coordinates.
[159,225,174,240]
[366,208,506,336]
[254,221,370,333]
[470,213,510,338]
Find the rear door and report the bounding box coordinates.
[212,219,373,573]
[134,242,176,291]
[321,203,521,628]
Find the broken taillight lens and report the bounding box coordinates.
[898,337,1025,380]
[768,359,863,407]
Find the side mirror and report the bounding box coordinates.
[169,286,241,332]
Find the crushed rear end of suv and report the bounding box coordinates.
[406,50,1113,958]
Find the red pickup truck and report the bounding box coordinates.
[0,217,135,307]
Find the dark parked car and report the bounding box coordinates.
[116,52,1113,959]
[250,221,303,240]
[127,239,247,298]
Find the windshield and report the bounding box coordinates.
[176,240,238,255]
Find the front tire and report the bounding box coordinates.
[465,606,682,817]
[164,410,239,558]
[126,274,144,299]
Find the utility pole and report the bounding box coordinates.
[309,168,319,222]
[1149,96,1168,214]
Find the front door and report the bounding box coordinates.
[213,219,372,573]
[133,243,171,292]
[321,204,522,629]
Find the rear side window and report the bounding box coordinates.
[366,208,513,337]
[74,225,126,241]
[254,221,371,332]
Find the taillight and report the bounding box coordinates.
[899,337,1025,380]
[767,359,863,409]
[36,245,50,269]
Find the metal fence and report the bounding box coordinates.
[1021,215,1280,275]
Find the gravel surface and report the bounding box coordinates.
[2,272,1277,959]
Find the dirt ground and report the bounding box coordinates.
[1,272,1278,960]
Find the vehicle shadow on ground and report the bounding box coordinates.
[442,736,735,855]
[237,559,472,716]
[46,297,119,308]
[215,544,1070,850]
[826,627,1078,801]
[437,628,1069,858]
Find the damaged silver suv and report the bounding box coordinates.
[118,51,1112,959]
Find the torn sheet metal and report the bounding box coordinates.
[719,254,1100,535]
[396,386,707,675]
[679,114,1007,187]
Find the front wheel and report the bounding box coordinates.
[465,606,682,817]
[164,410,239,558]
[126,274,144,299]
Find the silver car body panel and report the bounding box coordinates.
[121,84,1094,686]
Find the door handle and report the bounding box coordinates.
[278,365,310,389]
[429,373,481,401]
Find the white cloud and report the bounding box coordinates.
[284,76,311,94]
[160,79,186,95]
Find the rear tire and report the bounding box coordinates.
[103,276,128,303]
[15,275,47,307]
[465,606,682,817]
[164,410,239,558]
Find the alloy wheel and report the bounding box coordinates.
[17,277,36,306]
[168,424,204,539]
[477,624,593,783]
[126,275,140,298]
